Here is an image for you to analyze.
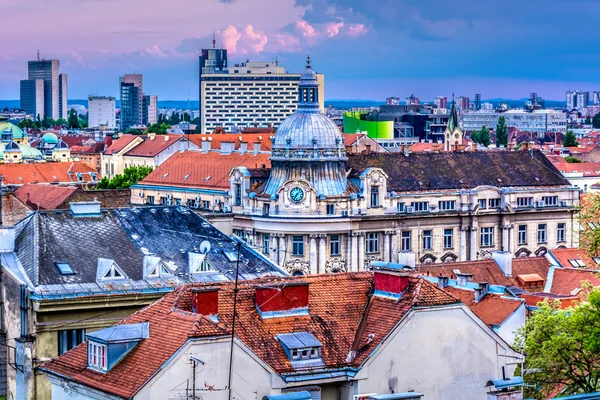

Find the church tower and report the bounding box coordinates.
[444,98,463,151]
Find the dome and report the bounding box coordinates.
[42,132,59,144]
[0,117,25,140]
[274,112,343,149]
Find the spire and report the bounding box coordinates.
[298,56,319,111]
[212,32,216,49]
[447,98,459,133]
[306,54,311,68]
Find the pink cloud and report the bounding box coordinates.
[219,25,242,54]
[347,23,369,37]
[217,24,268,55]
[240,25,268,54]
[324,21,344,38]
[295,20,318,38]
[272,33,302,53]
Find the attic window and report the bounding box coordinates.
[568,259,586,268]
[594,257,600,265]
[55,262,75,275]
[102,264,125,280]
[277,332,323,368]
[88,342,107,372]
[148,263,173,278]
[223,250,239,263]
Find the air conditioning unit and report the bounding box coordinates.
[138,192,144,198]
[167,194,173,200]
[341,210,349,217]
[195,196,201,202]
[561,200,568,207]
[536,201,545,208]
[405,206,415,214]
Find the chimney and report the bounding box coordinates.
[398,251,416,269]
[191,288,219,320]
[437,275,449,289]
[201,138,211,153]
[370,262,412,299]
[240,142,248,155]
[456,272,474,287]
[221,141,234,155]
[474,282,489,302]
[149,133,155,141]
[0,226,15,252]
[70,201,101,217]
[255,283,309,318]
[492,251,513,277]
[164,135,169,142]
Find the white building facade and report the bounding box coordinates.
[88,96,116,129]
[462,109,567,133]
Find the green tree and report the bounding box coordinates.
[168,113,180,125]
[182,112,190,122]
[470,130,480,144]
[124,128,143,135]
[146,123,171,135]
[41,116,56,129]
[18,119,35,129]
[563,130,578,147]
[515,286,600,399]
[95,166,153,189]
[564,156,582,163]
[585,116,592,124]
[471,126,490,147]
[495,116,508,147]
[68,108,80,129]
[593,113,600,129]
[580,193,600,258]
[55,118,68,127]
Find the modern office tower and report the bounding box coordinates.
[59,74,68,119]
[462,109,567,134]
[88,96,116,129]
[199,51,325,133]
[576,91,590,110]
[21,58,68,120]
[434,96,448,109]
[593,91,600,105]
[143,95,158,125]
[119,74,143,130]
[474,93,481,110]
[566,90,578,110]
[456,96,470,111]
[386,97,400,105]
[19,79,45,119]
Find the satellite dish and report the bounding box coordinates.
[199,240,211,255]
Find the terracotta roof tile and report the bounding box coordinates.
[104,135,140,155]
[15,184,77,210]
[0,162,99,185]
[549,268,600,296]
[140,150,271,190]
[186,133,273,152]
[444,287,523,327]
[40,272,460,398]
[124,134,182,157]
[548,248,598,269]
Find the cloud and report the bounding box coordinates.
[324,21,344,37]
[347,23,368,37]
[295,20,319,39]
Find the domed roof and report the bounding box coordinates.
[274,112,342,149]
[0,117,25,140]
[0,143,43,159]
[42,132,59,144]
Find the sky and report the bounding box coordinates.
[1,0,600,101]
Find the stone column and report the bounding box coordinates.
[271,234,278,264]
[469,226,478,261]
[278,234,286,266]
[460,227,468,261]
[501,224,510,252]
[358,233,365,271]
[309,234,318,275]
[508,225,515,254]
[318,234,327,274]
[391,230,398,263]
[383,231,391,262]
[346,233,353,271]
[351,233,359,271]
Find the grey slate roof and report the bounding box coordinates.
[9,206,285,299]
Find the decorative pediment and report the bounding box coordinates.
[325,258,347,273]
[441,252,458,263]
[419,253,437,264]
[535,246,548,257]
[285,258,310,276]
[515,248,532,258]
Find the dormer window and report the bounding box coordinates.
[86,322,149,373]
[97,258,127,281]
[103,266,124,279]
[189,252,213,274]
[277,332,323,369]
[370,186,380,207]
[88,341,107,372]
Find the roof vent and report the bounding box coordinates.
[255,283,309,318]
[70,201,101,217]
[492,251,513,277]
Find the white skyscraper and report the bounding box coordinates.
[88,96,116,129]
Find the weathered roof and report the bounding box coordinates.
[40,273,460,398]
[347,150,570,191]
[186,133,273,152]
[444,287,524,327]
[547,247,598,269]
[104,134,141,155]
[124,134,181,157]
[548,268,600,296]
[10,206,283,298]
[15,184,77,210]
[0,162,98,186]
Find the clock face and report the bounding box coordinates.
[289,187,305,203]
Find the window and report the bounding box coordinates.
[292,236,304,256]
[538,224,547,243]
[330,235,340,256]
[488,198,501,209]
[478,199,487,209]
[175,198,182,206]
[55,262,75,275]
[517,197,533,207]
[397,202,405,213]
[58,329,85,355]
[366,232,379,253]
[422,230,432,250]
[557,223,566,242]
[234,183,242,206]
[370,186,380,207]
[542,196,558,206]
[401,231,411,251]
[263,234,270,255]
[480,227,494,247]
[443,229,453,249]
[102,264,124,280]
[263,203,270,216]
[88,341,107,371]
[326,204,335,215]
[518,225,527,245]
[568,259,585,267]
[147,195,155,205]
[160,197,168,205]
[411,201,429,212]
[201,200,210,209]
[438,200,456,211]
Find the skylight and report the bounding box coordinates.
[162,173,169,179]
[568,259,585,268]
[55,262,75,275]
[224,250,239,263]
[183,174,190,180]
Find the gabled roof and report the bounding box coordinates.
[138,150,271,190]
[547,268,600,296]
[444,287,523,327]
[547,248,598,269]
[124,134,182,157]
[104,134,142,155]
[0,162,98,185]
[347,150,570,191]
[186,133,273,152]
[40,273,460,398]
[15,184,77,210]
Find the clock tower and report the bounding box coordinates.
[444,98,463,151]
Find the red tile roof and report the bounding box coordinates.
[547,248,597,269]
[552,161,600,176]
[444,287,523,327]
[549,268,600,296]
[40,272,460,398]
[140,150,271,190]
[14,184,77,210]
[124,134,182,157]
[104,135,141,155]
[0,162,99,185]
[418,257,551,290]
[185,133,273,152]
[343,133,363,146]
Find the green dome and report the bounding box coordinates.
[0,143,43,159]
[42,132,59,144]
[0,118,25,140]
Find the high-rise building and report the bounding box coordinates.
[405,95,420,106]
[143,95,158,126]
[88,96,116,129]
[199,48,324,133]
[386,97,400,106]
[576,91,590,110]
[593,92,600,105]
[20,58,68,120]
[474,94,481,110]
[19,79,45,119]
[434,96,447,109]
[566,90,578,110]
[119,74,143,130]
[456,96,470,111]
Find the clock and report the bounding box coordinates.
[289,187,305,203]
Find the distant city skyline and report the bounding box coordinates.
[2,0,600,101]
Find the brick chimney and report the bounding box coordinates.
[255,283,309,318]
[191,288,219,318]
[369,262,412,299]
